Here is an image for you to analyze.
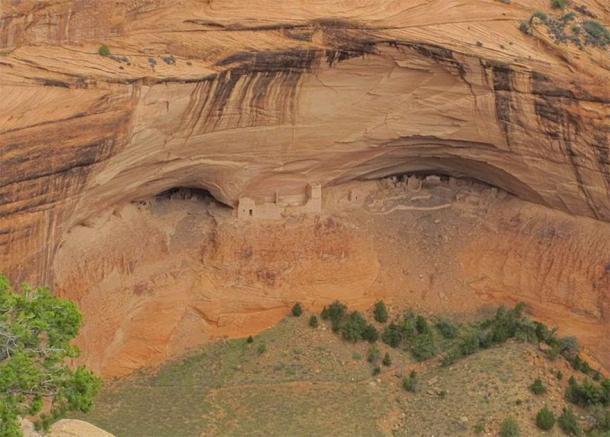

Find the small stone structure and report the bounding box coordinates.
[304,183,321,212]
[237,197,256,219]
[407,176,422,191]
[236,183,321,220]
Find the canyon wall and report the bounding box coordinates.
[0,0,608,375]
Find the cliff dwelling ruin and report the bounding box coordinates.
[237,183,322,220]
[1,0,608,386]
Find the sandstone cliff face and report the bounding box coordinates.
[0,0,609,376]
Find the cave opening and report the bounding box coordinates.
[380,171,503,192]
[153,186,220,204]
[348,154,548,208]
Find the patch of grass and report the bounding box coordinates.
[551,0,567,9]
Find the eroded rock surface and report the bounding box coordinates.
[0,0,608,375]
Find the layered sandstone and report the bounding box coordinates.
[0,0,609,376]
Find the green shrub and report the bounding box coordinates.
[561,12,576,21]
[321,301,346,321]
[533,322,552,343]
[257,343,267,354]
[436,319,458,339]
[489,306,518,343]
[372,366,381,376]
[382,322,402,348]
[382,352,392,367]
[582,20,610,47]
[98,44,111,56]
[411,333,436,361]
[321,301,347,332]
[532,11,549,23]
[367,345,381,364]
[341,311,368,342]
[362,324,379,343]
[459,331,480,356]
[0,274,102,434]
[530,377,547,395]
[398,313,418,339]
[551,0,567,9]
[536,406,556,430]
[558,407,581,435]
[559,336,580,359]
[415,315,430,335]
[565,377,610,407]
[500,417,520,437]
[403,371,417,392]
[373,300,389,323]
[246,335,254,343]
[308,315,319,328]
[556,370,563,381]
[291,303,303,317]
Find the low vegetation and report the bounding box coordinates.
[499,417,520,437]
[403,370,417,393]
[382,352,392,367]
[565,376,610,407]
[291,302,303,317]
[0,274,101,436]
[98,44,110,56]
[76,299,610,436]
[373,300,388,323]
[519,4,610,48]
[582,20,610,47]
[558,407,581,435]
[308,315,318,328]
[536,406,556,431]
[530,377,547,395]
[58,295,606,435]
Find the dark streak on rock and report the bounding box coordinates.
[534,93,601,220]
[39,78,70,88]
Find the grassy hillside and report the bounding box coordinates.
[76,308,606,436]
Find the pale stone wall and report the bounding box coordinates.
[237,183,321,220]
